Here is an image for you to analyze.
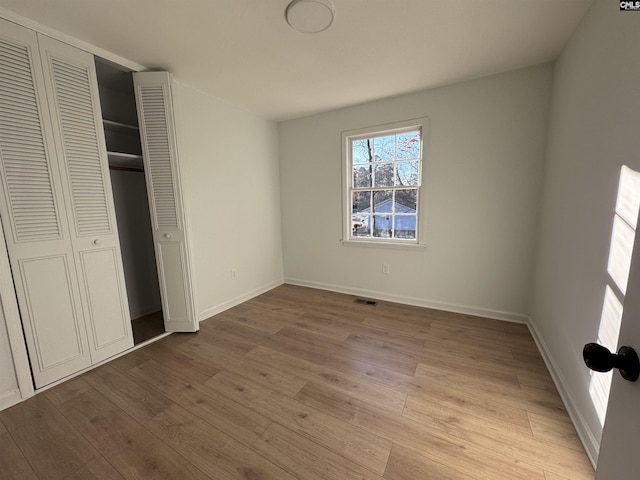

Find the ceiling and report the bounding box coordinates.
[0,0,592,121]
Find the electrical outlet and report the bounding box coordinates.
[231,269,237,280]
[382,263,390,274]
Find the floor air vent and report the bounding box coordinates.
[355,298,378,306]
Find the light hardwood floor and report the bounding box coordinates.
[0,284,594,479]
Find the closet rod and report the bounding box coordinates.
[109,165,144,173]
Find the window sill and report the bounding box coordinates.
[341,239,427,251]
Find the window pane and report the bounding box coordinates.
[345,120,424,244]
[373,190,393,212]
[352,191,371,213]
[395,189,417,211]
[396,131,420,160]
[353,165,371,188]
[374,163,394,187]
[373,215,392,238]
[373,135,394,162]
[352,139,372,164]
[394,215,416,239]
[396,160,419,187]
[352,214,370,237]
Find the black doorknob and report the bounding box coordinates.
[583,343,640,382]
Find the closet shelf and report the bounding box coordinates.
[107,151,142,160]
[107,151,144,170]
[103,119,139,133]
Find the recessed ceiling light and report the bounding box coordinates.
[285,0,335,34]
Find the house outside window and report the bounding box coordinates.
[342,118,427,248]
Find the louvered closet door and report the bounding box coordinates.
[38,35,133,363]
[133,72,197,332]
[0,19,91,387]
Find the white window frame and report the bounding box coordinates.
[342,117,428,250]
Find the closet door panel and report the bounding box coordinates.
[156,241,191,330]
[79,247,131,356]
[18,254,89,383]
[37,35,133,362]
[39,39,112,238]
[0,19,91,388]
[133,71,197,333]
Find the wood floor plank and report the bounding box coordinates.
[62,456,124,480]
[404,378,533,433]
[360,315,431,339]
[203,371,393,475]
[213,320,276,346]
[321,354,416,392]
[295,381,360,422]
[180,341,307,397]
[345,332,427,358]
[527,411,586,452]
[83,363,173,422]
[0,394,99,480]
[127,359,271,446]
[405,391,592,479]
[44,376,94,409]
[414,362,567,417]
[145,403,296,480]
[253,422,385,480]
[518,372,560,394]
[0,418,39,479]
[179,329,256,357]
[268,310,354,341]
[135,341,221,385]
[54,388,212,480]
[105,347,154,373]
[543,472,575,480]
[383,444,473,480]
[296,381,547,480]
[209,308,286,334]
[246,345,408,413]
[417,351,524,387]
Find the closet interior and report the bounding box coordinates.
[95,58,165,344]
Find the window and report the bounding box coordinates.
[342,118,426,247]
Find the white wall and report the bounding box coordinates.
[109,169,161,319]
[279,65,552,320]
[174,83,284,320]
[529,1,640,463]
[0,300,19,409]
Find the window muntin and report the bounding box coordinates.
[345,121,424,244]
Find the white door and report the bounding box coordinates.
[0,19,91,386]
[37,35,133,363]
[133,71,198,333]
[593,207,640,477]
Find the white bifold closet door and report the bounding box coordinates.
[0,19,132,388]
[0,20,91,387]
[38,36,133,365]
[133,72,198,333]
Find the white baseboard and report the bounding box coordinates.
[0,388,22,412]
[198,279,284,322]
[527,318,599,468]
[284,277,529,323]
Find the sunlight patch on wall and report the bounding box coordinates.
[590,165,640,426]
[607,216,634,295]
[590,286,623,424]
